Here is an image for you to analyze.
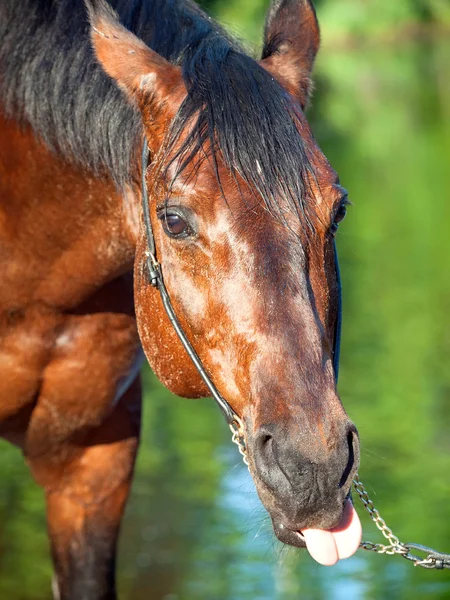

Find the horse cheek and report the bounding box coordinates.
[133,241,208,398]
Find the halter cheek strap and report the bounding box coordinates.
[141,142,239,425]
[140,139,342,428]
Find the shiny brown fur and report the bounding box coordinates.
[0,0,359,597]
[0,112,142,598]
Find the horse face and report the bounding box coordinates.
[89,0,360,562]
[141,130,358,540]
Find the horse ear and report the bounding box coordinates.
[85,0,183,146]
[260,0,320,108]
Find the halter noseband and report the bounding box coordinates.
[140,139,342,429]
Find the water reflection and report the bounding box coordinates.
[1,33,450,600]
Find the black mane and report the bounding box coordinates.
[0,0,313,219]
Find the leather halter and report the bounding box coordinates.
[140,139,342,427]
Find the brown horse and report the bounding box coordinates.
[0,0,361,597]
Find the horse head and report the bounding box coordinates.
[88,0,361,565]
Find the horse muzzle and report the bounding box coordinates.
[245,417,360,556]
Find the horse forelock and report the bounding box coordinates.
[163,37,318,233]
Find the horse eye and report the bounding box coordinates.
[331,203,347,236]
[158,210,192,238]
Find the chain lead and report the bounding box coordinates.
[229,416,249,467]
[352,474,407,556]
[353,474,450,569]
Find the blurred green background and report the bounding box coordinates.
[1,1,450,598]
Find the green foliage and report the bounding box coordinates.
[199,0,450,48]
[0,441,51,599]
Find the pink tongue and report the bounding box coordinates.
[300,499,362,566]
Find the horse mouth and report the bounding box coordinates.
[272,519,307,548]
[271,498,362,566]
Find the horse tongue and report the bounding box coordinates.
[300,499,362,566]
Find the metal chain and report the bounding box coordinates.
[352,473,407,556]
[229,425,449,569]
[229,418,249,467]
[352,474,450,569]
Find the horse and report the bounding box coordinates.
[0,0,361,597]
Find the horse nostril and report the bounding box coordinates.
[338,427,359,489]
[253,427,295,494]
[260,433,272,446]
[257,432,274,459]
[255,427,290,472]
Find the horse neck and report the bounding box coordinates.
[0,111,139,312]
